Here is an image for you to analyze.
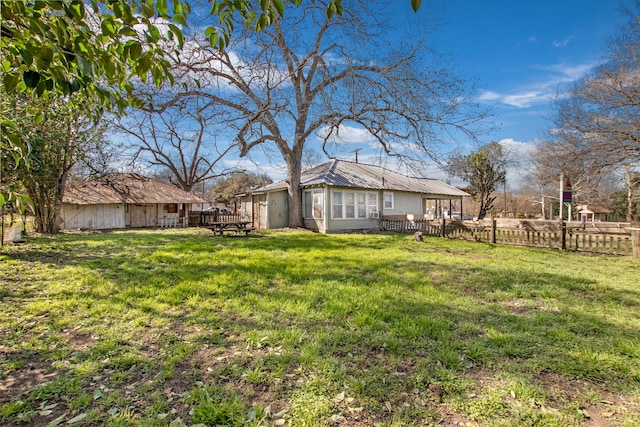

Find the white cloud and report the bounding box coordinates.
[223,158,288,181]
[507,91,547,108]
[316,124,377,144]
[498,138,537,158]
[479,89,549,108]
[536,62,594,81]
[478,90,501,102]
[478,61,597,108]
[552,35,575,48]
[497,138,539,189]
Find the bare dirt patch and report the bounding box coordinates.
[0,351,59,404]
[534,372,639,427]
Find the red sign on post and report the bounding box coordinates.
[562,178,572,203]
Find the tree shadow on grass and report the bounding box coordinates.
[2,230,639,425]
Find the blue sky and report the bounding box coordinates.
[423,0,627,186]
[431,0,625,140]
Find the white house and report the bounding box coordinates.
[240,160,469,233]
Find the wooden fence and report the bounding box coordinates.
[190,212,245,227]
[380,218,635,256]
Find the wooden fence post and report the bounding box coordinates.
[441,215,446,238]
[491,216,497,244]
[560,219,567,251]
[631,228,640,260]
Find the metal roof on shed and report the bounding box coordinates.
[254,160,468,197]
[62,173,206,205]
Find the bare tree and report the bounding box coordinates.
[549,3,640,223]
[164,1,488,228]
[302,148,325,171]
[111,94,238,192]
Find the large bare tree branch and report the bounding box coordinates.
[153,1,490,227]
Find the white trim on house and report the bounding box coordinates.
[330,189,378,220]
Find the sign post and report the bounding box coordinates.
[563,177,572,222]
[559,175,572,250]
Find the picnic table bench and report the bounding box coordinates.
[206,221,255,236]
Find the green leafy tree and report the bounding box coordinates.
[447,142,508,219]
[1,0,190,209]
[609,188,640,221]
[1,0,418,211]
[210,172,273,206]
[5,95,106,233]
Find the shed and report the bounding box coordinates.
[577,204,614,223]
[60,173,206,230]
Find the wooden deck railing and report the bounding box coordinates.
[190,212,246,226]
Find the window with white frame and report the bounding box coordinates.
[383,192,394,209]
[331,190,378,219]
[303,189,324,219]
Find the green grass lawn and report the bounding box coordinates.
[1,228,639,426]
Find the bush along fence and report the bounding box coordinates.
[381,217,639,258]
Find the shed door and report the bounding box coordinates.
[129,204,156,227]
[255,195,268,230]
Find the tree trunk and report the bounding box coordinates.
[627,171,637,224]
[286,155,304,229]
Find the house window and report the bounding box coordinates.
[331,191,341,218]
[383,192,394,210]
[167,203,178,213]
[303,189,324,219]
[357,193,367,218]
[368,193,378,216]
[345,192,355,218]
[332,190,378,219]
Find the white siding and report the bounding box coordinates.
[327,217,378,232]
[60,204,125,230]
[304,218,325,233]
[382,191,423,216]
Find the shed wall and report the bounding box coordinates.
[60,204,125,230]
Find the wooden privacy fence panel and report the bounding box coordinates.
[567,232,632,255]
[380,218,633,256]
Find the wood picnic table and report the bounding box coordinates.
[206,221,255,236]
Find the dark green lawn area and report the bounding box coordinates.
[1,228,639,426]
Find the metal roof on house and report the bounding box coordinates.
[62,173,207,205]
[255,160,469,198]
